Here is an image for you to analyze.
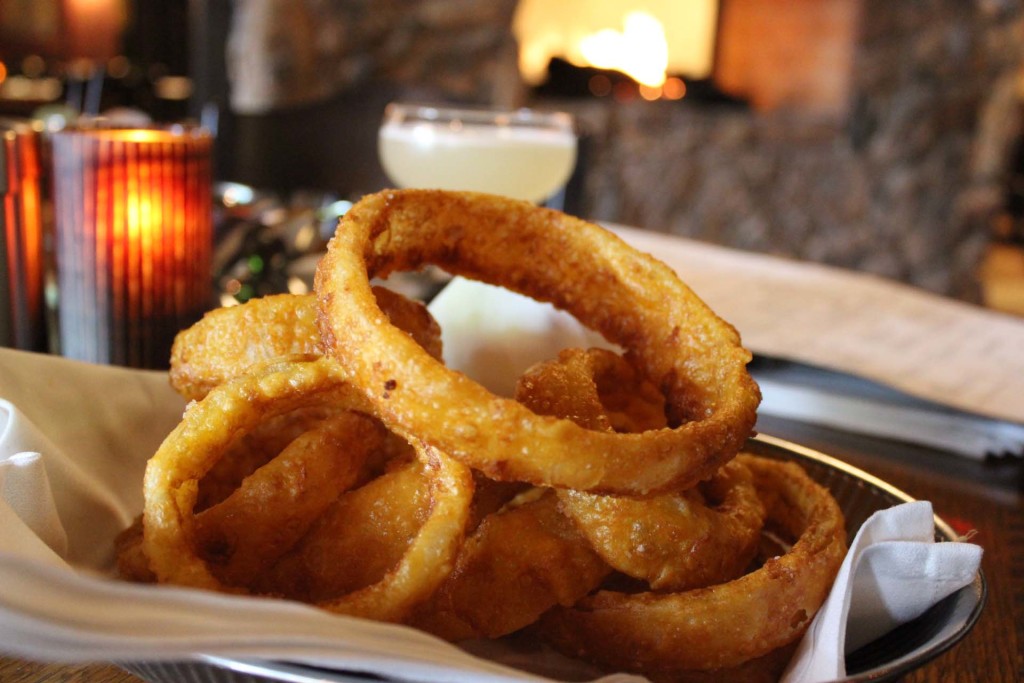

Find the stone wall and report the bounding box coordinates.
[225,0,522,114]
[568,0,1024,300]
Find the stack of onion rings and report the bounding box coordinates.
[314,189,761,495]
[121,189,850,682]
[142,358,474,622]
[516,348,767,592]
[536,453,846,679]
[510,345,843,680]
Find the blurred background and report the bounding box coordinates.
[2,0,1023,309]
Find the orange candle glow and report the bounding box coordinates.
[51,126,213,368]
[0,119,46,352]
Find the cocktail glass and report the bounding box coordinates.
[378,103,577,204]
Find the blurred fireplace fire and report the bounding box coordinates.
[513,0,862,115]
[512,0,719,102]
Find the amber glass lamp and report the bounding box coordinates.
[51,125,213,368]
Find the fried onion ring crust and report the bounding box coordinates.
[315,189,760,495]
[408,488,611,642]
[315,442,472,621]
[194,404,349,512]
[536,453,847,675]
[515,347,765,591]
[257,458,432,602]
[169,287,442,401]
[142,358,474,622]
[550,346,668,434]
[559,459,765,592]
[193,410,381,588]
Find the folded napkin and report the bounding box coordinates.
[780,501,982,682]
[0,280,983,683]
[0,350,184,569]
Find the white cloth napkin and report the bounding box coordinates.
[0,278,983,683]
[780,502,982,682]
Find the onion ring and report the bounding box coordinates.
[536,453,847,675]
[169,287,442,401]
[516,347,765,591]
[513,346,669,434]
[193,410,381,588]
[194,403,352,512]
[257,458,432,602]
[567,346,668,434]
[558,459,765,592]
[315,189,760,495]
[142,357,474,622]
[408,488,611,641]
[513,348,616,433]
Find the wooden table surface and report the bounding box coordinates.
[1,414,1020,683]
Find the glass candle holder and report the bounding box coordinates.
[0,118,47,352]
[51,125,214,368]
